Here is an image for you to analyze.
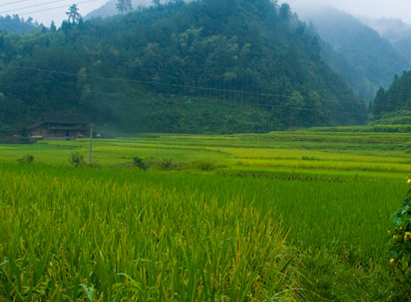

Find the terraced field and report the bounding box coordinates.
[1,130,410,301]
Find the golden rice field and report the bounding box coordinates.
[1,130,411,301]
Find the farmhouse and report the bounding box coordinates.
[27,115,90,140]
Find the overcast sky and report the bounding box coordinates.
[0,0,110,26]
[1,0,411,26]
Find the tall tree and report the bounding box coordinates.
[66,4,82,24]
[152,0,161,9]
[279,3,291,21]
[116,0,132,14]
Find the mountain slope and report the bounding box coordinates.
[319,39,376,101]
[0,0,366,134]
[85,0,152,19]
[362,17,411,64]
[296,6,411,101]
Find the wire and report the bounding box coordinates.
[0,0,31,9]
[0,0,69,15]
[5,64,369,109]
[89,89,369,118]
[1,0,107,17]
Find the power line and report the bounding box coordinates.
[0,3,379,113]
[6,63,405,114]
[0,0,31,9]
[0,0,69,15]
[5,64,369,109]
[93,89,370,118]
[3,82,367,120]
[1,0,107,17]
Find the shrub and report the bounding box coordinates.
[145,158,183,170]
[133,157,147,171]
[17,154,34,164]
[388,179,411,296]
[188,160,216,171]
[69,152,87,167]
[0,124,12,134]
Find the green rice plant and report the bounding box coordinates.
[2,131,411,300]
[0,164,305,301]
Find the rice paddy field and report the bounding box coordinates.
[1,130,411,301]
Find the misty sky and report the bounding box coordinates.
[1,0,411,26]
[0,0,109,26]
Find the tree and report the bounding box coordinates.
[116,0,132,14]
[76,68,91,104]
[152,0,161,9]
[66,4,82,24]
[283,91,304,127]
[50,21,57,32]
[279,3,291,21]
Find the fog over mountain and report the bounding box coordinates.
[280,0,411,24]
[361,17,411,63]
[291,4,411,101]
[86,0,153,20]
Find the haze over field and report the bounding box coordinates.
[1,0,411,26]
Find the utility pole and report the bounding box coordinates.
[89,123,93,165]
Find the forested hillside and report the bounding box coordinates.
[0,0,366,134]
[0,15,38,34]
[298,6,410,101]
[319,40,376,102]
[372,71,411,118]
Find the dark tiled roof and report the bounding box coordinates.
[27,115,90,129]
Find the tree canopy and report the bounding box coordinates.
[0,0,367,134]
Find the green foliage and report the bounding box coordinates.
[69,151,87,167]
[16,154,34,164]
[187,160,216,171]
[372,72,411,118]
[132,156,147,170]
[0,14,38,34]
[145,158,182,170]
[116,0,133,14]
[388,180,411,296]
[0,124,12,134]
[0,0,366,134]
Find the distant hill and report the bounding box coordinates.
[362,17,411,64]
[0,15,37,34]
[319,40,376,102]
[0,0,366,134]
[85,0,153,19]
[296,5,411,101]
